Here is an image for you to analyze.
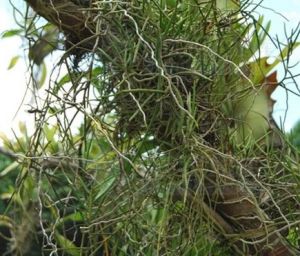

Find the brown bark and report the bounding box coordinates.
[205,178,298,255]
[26,0,97,53]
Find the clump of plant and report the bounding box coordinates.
[1,0,300,255]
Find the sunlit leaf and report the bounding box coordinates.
[1,191,15,200]
[232,71,279,146]
[1,29,23,38]
[7,55,20,70]
[38,62,47,87]
[249,42,300,84]
[58,73,71,86]
[0,161,19,177]
[43,124,58,151]
[0,132,11,146]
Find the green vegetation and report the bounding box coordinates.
[1,0,300,255]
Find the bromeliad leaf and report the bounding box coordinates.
[249,42,300,84]
[232,71,279,147]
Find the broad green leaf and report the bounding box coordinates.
[90,67,104,91]
[249,42,300,84]
[1,29,22,38]
[7,55,20,70]
[58,73,71,86]
[55,232,81,256]
[232,72,278,147]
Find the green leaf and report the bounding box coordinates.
[57,212,84,226]
[90,67,104,91]
[58,74,71,86]
[55,232,81,256]
[98,137,112,153]
[153,207,168,225]
[38,62,47,87]
[7,55,20,70]
[161,0,177,8]
[94,170,118,200]
[44,125,57,143]
[1,29,22,38]
[91,66,103,76]
[249,42,300,84]
[0,161,19,178]
[217,0,240,12]
[54,73,71,94]
[248,16,266,54]
[259,20,271,46]
[89,142,101,157]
